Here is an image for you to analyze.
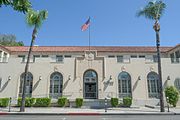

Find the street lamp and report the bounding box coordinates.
[104,97,107,112]
[166,96,170,112]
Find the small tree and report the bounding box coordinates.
[75,98,83,108]
[165,86,179,107]
[111,98,118,107]
[58,97,68,107]
[123,97,132,107]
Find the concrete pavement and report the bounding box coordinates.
[1,106,180,115]
[1,115,180,120]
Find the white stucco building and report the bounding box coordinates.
[0,44,180,106]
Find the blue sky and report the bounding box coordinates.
[0,0,179,46]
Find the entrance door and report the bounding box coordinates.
[85,83,97,99]
[84,70,98,99]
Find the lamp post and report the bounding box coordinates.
[166,96,170,112]
[104,97,107,112]
[8,97,12,112]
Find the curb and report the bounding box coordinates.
[0,112,179,116]
[0,112,8,115]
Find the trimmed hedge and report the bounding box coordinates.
[0,98,10,107]
[111,98,118,107]
[17,98,35,107]
[165,86,179,107]
[75,98,83,108]
[34,98,51,107]
[58,97,68,107]
[123,97,132,107]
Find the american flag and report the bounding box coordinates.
[81,17,90,31]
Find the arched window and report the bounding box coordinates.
[147,72,159,98]
[174,78,180,91]
[19,72,33,97]
[118,71,132,98]
[83,70,98,99]
[50,72,63,98]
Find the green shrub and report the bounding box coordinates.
[111,98,118,107]
[17,98,35,107]
[165,86,179,107]
[123,97,132,107]
[75,98,83,108]
[58,97,68,107]
[0,98,10,107]
[34,98,51,107]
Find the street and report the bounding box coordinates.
[0,115,179,120]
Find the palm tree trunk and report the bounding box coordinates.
[154,21,165,112]
[20,25,37,112]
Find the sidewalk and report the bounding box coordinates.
[1,107,180,115]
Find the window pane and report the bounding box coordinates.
[117,56,123,63]
[139,55,145,58]
[50,72,63,98]
[19,72,33,97]
[175,78,180,91]
[56,55,63,62]
[118,72,131,98]
[131,55,137,58]
[108,55,115,58]
[147,72,159,98]
[170,53,175,63]
[153,55,158,63]
[0,78,1,89]
[175,51,180,63]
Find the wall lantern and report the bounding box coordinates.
[109,75,112,80]
[138,76,141,81]
[167,76,170,81]
[39,76,42,80]
[8,76,11,81]
[68,75,71,80]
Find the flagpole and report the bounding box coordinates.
[88,17,91,52]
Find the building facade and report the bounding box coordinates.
[0,45,180,106]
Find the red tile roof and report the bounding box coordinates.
[3,46,173,53]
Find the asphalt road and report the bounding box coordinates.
[0,115,179,120]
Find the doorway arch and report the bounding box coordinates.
[83,70,98,99]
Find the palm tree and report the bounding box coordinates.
[137,0,166,112]
[0,0,11,6]
[0,0,31,13]
[20,9,48,112]
[12,0,31,13]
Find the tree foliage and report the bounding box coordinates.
[26,9,48,29]
[0,0,32,13]
[0,34,24,46]
[0,0,11,6]
[137,0,166,20]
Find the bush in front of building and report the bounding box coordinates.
[58,97,68,107]
[0,98,10,107]
[111,98,119,107]
[165,86,179,107]
[17,98,35,107]
[123,97,132,107]
[75,98,83,108]
[34,98,51,107]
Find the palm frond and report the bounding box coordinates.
[137,0,166,20]
[0,0,12,7]
[12,0,32,13]
[26,9,48,28]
